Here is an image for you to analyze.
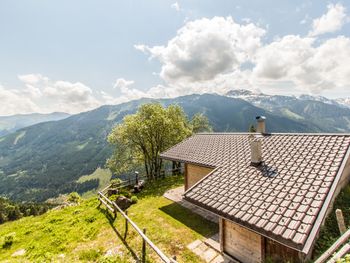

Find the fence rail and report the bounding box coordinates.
[314,228,350,263]
[98,175,179,263]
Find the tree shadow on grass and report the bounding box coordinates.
[159,202,218,238]
[97,206,139,261]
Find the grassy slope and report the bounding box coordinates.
[77,168,112,199]
[0,175,218,262]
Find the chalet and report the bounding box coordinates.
[160,117,350,263]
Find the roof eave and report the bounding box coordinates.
[184,195,305,252]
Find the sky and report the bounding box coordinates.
[0,0,350,115]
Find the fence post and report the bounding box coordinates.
[124,211,128,240]
[336,209,347,234]
[142,228,146,263]
[135,171,139,185]
[113,208,117,219]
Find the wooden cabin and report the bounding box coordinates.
[160,117,350,262]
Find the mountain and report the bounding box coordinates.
[226,89,350,132]
[0,112,70,137]
[336,98,350,108]
[0,94,322,202]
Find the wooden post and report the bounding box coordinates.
[113,207,117,219]
[135,171,139,185]
[142,228,146,263]
[124,211,128,240]
[336,209,347,234]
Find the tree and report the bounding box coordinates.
[107,103,192,179]
[191,113,213,133]
[249,124,256,132]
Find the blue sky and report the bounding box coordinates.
[0,0,349,115]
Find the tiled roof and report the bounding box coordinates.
[160,133,350,253]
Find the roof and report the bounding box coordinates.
[160,133,350,253]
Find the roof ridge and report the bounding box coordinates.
[196,132,350,136]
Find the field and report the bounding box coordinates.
[0,175,218,262]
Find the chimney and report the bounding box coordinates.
[251,139,262,166]
[256,116,266,134]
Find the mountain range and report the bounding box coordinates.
[1,91,350,201]
[0,112,70,137]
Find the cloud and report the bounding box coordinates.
[171,2,180,11]
[309,3,347,36]
[113,78,135,90]
[134,12,350,97]
[0,85,40,116]
[253,35,350,93]
[135,17,265,84]
[0,75,102,116]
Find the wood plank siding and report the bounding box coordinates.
[222,219,262,263]
[185,163,213,190]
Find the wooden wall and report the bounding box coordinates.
[222,219,262,263]
[265,239,301,263]
[185,163,213,190]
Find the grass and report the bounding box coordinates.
[0,175,218,262]
[77,168,112,198]
[314,184,350,259]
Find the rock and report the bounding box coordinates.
[107,188,118,196]
[115,196,132,210]
[11,249,26,257]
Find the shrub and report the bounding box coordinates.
[2,232,15,248]
[85,215,97,223]
[67,192,81,204]
[79,248,102,261]
[110,179,122,188]
[130,196,138,204]
[118,189,131,198]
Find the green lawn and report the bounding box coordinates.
[0,175,218,262]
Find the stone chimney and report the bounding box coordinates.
[251,139,262,166]
[256,116,266,134]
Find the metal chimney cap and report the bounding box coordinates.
[256,116,266,122]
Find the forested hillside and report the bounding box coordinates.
[0,94,326,201]
[0,112,70,137]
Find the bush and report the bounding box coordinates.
[110,178,122,188]
[2,232,15,248]
[130,196,138,204]
[67,192,81,204]
[85,215,97,223]
[118,189,131,198]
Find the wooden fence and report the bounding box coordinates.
[314,228,350,263]
[98,169,182,263]
[98,190,178,263]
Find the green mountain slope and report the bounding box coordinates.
[0,94,323,201]
[0,112,70,137]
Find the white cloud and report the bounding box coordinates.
[0,75,102,116]
[134,13,350,98]
[171,2,180,11]
[253,35,350,94]
[0,85,40,116]
[309,3,347,36]
[113,78,135,90]
[136,17,265,84]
